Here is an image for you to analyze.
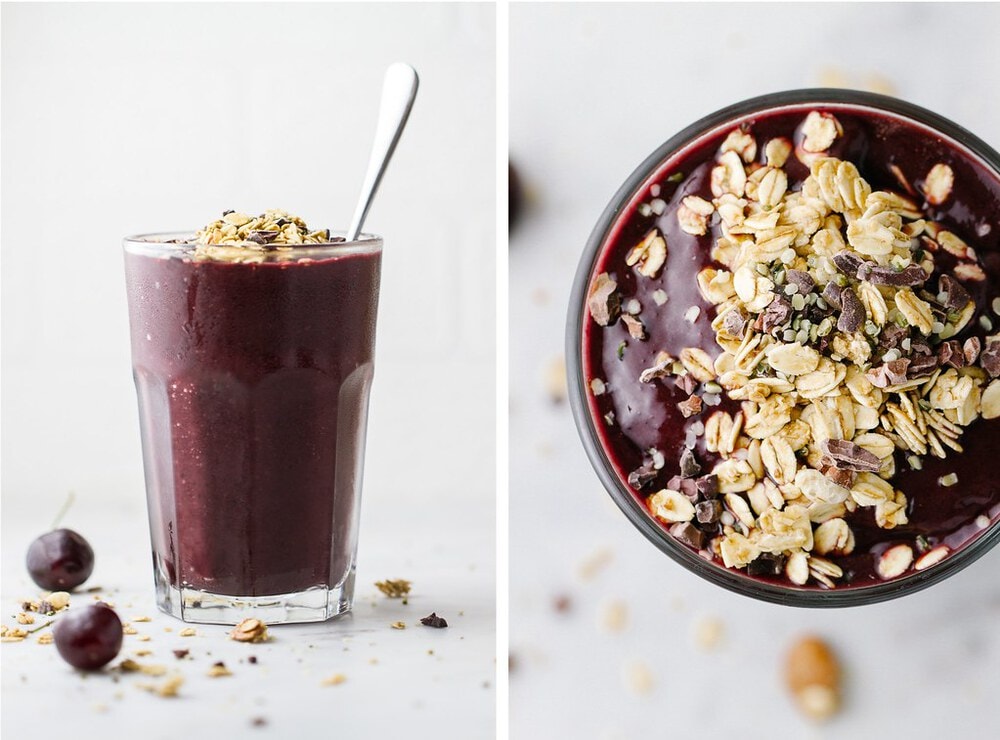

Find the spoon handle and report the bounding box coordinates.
[346,63,419,242]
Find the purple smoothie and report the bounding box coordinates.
[125,242,381,604]
[582,103,1000,589]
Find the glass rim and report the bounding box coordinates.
[123,230,383,259]
[566,88,1000,608]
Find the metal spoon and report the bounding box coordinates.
[346,63,419,242]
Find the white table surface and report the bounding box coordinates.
[1,485,495,739]
[510,3,1000,739]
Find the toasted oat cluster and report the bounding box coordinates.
[192,209,336,260]
[590,111,1000,587]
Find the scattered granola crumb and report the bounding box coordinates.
[133,649,153,657]
[47,592,71,611]
[36,633,54,645]
[785,636,841,722]
[2,626,29,642]
[229,618,269,643]
[122,624,138,635]
[207,661,231,678]
[321,673,347,686]
[693,616,724,651]
[131,616,152,623]
[178,628,197,637]
[578,548,614,580]
[391,621,406,630]
[532,287,551,305]
[172,649,189,660]
[600,600,628,633]
[137,635,151,642]
[420,613,448,629]
[15,613,34,625]
[624,661,655,695]
[138,675,183,697]
[545,356,568,403]
[374,579,412,599]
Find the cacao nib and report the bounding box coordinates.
[837,287,864,333]
[937,340,966,369]
[695,474,719,498]
[821,282,843,309]
[860,263,927,287]
[907,353,939,378]
[723,307,748,338]
[821,439,881,473]
[669,522,706,549]
[980,339,1000,378]
[677,374,699,395]
[679,448,701,478]
[759,294,793,333]
[938,274,971,311]
[785,269,815,295]
[627,460,659,491]
[695,499,722,524]
[832,251,864,279]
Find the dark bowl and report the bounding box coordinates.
[566,89,1000,607]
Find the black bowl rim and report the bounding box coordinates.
[566,88,1000,608]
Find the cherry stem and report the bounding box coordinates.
[50,491,76,530]
[27,619,55,634]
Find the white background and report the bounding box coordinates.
[510,3,1000,740]
[1,3,495,738]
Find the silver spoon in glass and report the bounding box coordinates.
[346,63,419,242]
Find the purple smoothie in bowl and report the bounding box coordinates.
[568,90,1000,606]
[125,210,381,623]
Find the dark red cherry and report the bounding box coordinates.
[26,528,95,591]
[53,603,123,670]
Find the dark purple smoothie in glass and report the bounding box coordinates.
[571,92,1000,604]
[124,221,381,624]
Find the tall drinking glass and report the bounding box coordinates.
[123,232,382,624]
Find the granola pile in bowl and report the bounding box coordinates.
[568,90,1000,605]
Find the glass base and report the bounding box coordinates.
[154,569,355,625]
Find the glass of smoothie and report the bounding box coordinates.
[568,90,1000,606]
[124,210,382,623]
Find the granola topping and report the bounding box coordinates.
[584,106,1000,589]
[187,209,339,261]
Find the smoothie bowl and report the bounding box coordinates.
[567,90,1000,606]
